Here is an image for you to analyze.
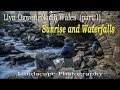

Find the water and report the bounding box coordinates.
[0,30,62,79]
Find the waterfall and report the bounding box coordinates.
[0,29,62,79]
